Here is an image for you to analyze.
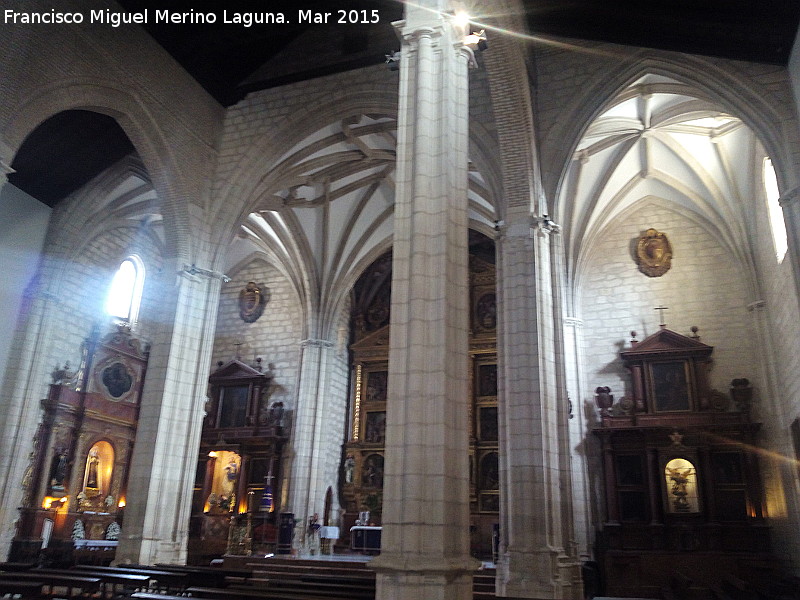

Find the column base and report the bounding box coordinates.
[372,553,481,600]
[115,536,186,565]
[496,549,583,600]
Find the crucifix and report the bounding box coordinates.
[654,305,669,328]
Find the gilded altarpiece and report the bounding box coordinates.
[188,359,288,564]
[12,325,147,565]
[342,242,498,557]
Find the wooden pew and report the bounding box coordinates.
[153,562,252,585]
[0,579,45,599]
[187,587,365,600]
[0,571,101,598]
[70,564,189,592]
[37,567,150,597]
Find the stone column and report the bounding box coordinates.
[0,285,61,558]
[285,338,336,531]
[562,315,593,562]
[780,188,800,300]
[369,3,478,599]
[116,264,223,565]
[495,209,582,600]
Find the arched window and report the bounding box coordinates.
[105,256,144,322]
[763,158,788,263]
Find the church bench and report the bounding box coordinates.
[151,563,250,586]
[131,593,215,600]
[0,579,45,599]
[234,580,375,599]
[0,571,101,597]
[69,565,189,592]
[187,584,372,600]
[37,567,150,595]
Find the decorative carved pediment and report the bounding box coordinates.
[621,328,713,361]
[350,325,390,359]
[209,359,270,383]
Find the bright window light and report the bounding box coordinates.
[105,256,145,322]
[763,158,788,263]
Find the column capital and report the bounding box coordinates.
[0,139,15,184]
[0,159,15,185]
[300,338,334,349]
[178,263,230,282]
[779,187,800,208]
[531,214,561,237]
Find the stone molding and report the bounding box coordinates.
[779,187,800,208]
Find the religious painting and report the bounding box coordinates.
[615,454,645,486]
[479,452,499,490]
[365,371,388,403]
[712,452,743,485]
[480,493,499,513]
[474,292,497,331]
[364,411,386,444]
[239,281,268,323]
[218,385,249,428]
[362,454,384,489]
[101,361,133,399]
[650,361,691,412]
[635,228,673,277]
[477,363,497,397]
[479,407,498,442]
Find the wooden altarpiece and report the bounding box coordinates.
[12,324,147,565]
[188,359,287,563]
[594,327,771,597]
[341,249,499,558]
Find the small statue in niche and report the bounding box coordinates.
[344,455,355,484]
[85,449,100,491]
[635,228,673,277]
[49,449,68,492]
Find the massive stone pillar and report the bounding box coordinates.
[286,338,338,532]
[369,3,478,599]
[495,209,582,600]
[0,285,61,559]
[116,264,223,565]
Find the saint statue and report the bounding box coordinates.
[86,449,100,490]
[344,455,355,484]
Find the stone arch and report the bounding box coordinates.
[3,79,193,264]
[546,52,800,215]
